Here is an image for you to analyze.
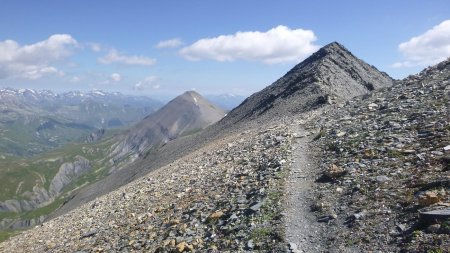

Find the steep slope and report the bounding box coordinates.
[222,42,393,124]
[1,123,293,252]
[111,91,226,162]
[309,59,450,251]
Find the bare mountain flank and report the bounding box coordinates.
[111,91,226,162]
[222,42,393,124]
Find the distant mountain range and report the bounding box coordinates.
[0,88,162,156]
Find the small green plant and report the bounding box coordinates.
[387,149,403,158]
[427,249,443,253]
[412,230,422,238]
[313,128,326,141]
[250,227,271,241]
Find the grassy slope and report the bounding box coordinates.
[0,130,121,242]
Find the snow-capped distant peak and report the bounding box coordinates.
[92,90,105,96]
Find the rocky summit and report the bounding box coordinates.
[222,42,393,125]
[1,43,449,253]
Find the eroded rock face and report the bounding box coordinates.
[0,156,91,229]
[0,186,52,213]
[49,156,91,195]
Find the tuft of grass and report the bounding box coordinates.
[313,128,326,141]
[427,249,444,253]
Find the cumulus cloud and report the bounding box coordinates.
[179,25,320,64]
[133,76,159,90]
[110,73,121,82]
[393,20,450,68]
[0,34,77,79]
[98,49,156,66]
[155,38,184,49]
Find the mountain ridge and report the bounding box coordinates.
[221,42,393,125]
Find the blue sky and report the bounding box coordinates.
[0,0,449,98]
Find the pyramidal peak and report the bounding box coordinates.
[179,90,202,103]
[321,41,348,52]
[111,91,226,161]
[220,41,394,124]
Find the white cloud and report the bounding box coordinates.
[179,25,320,64]
[393,20,450,68]
[0,34,77,79]
[110,73,121,82]
[133,76,159,90]
[98,49,156,66]
[23,66,63,80]
[155,38,184,49]
[87,42,102,52]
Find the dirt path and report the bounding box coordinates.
[285,125,325,252]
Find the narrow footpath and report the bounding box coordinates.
[285,124,326,252]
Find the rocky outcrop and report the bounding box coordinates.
[0,216,46,230]
[0,155,91,230]
[85,129,105,143]
[49,156,91,195]
[0,186,51,213]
